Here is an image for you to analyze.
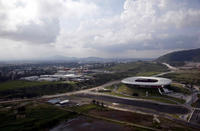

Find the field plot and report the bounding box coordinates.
[89,109,195,131]
[51,116,135,131]
[0,102,76,131]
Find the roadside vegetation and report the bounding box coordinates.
[0,80,99,99]
[105,84,186,104]
[169,83,191,95]
[162,69,200,86]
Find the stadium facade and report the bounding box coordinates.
[121,76,172,88]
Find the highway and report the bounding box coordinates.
[190,109,200,124]
[0,80,121,104]
[162,63,178,70]
[189,99,200,124]
[42,80,121,99]
[75,93,190,114]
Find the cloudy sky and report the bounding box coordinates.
[0,0,200,60]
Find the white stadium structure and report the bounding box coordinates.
[121,76,172,88]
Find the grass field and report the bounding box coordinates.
[105,84,185,104]
[136,71,162,76]
[114,84,162,97]
[0,80,62,91]
[170,83,191,95]
[162,69,200,85]
[107,61,168,72]
[0,80,84,99]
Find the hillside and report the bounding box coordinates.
[156,48,200,64]
[106,61,168,76]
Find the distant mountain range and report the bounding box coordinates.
[156,48,200,63]
[39,56,153,63]
[0,56,154,64]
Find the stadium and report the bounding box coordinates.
[121,76,172,88]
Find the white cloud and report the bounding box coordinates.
[69,0,200,53]
[0,0,200,59]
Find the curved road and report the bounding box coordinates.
[76,93,190,114]
[42,80,121,99]
[0,64,190,115]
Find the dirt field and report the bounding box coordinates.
[89,109,196,131]
[51,116,137,131]
[90,109,153,126]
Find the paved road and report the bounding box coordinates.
[162,63,178,70]
[0,80,121,104]
[190,109,200,124]
[76,93,190,114]
[43,80,121,99]
[189,98,200,124]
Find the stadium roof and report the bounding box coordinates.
[121,76,172,86]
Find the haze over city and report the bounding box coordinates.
[0,0,200,60]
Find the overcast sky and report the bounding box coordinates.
[0,0,200,60]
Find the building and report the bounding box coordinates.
[20,76,39,81]
[121,76,172,88]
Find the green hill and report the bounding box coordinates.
[106,61,168,76]
[156,48,200,64]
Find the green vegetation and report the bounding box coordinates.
[115,84,161,97]
[107,91,178,104]
[0,102,194,131]
[170,83,191,95]
[0,80,98,99]
[0,102,76,131]
[145,97,177,104]
[162,70,200,86]
[105,84,185,104]
[156,48,200,65]
[107,61,169,75]
[164,96,185,104]
[136,71,161,76]
[0,80,61,91]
